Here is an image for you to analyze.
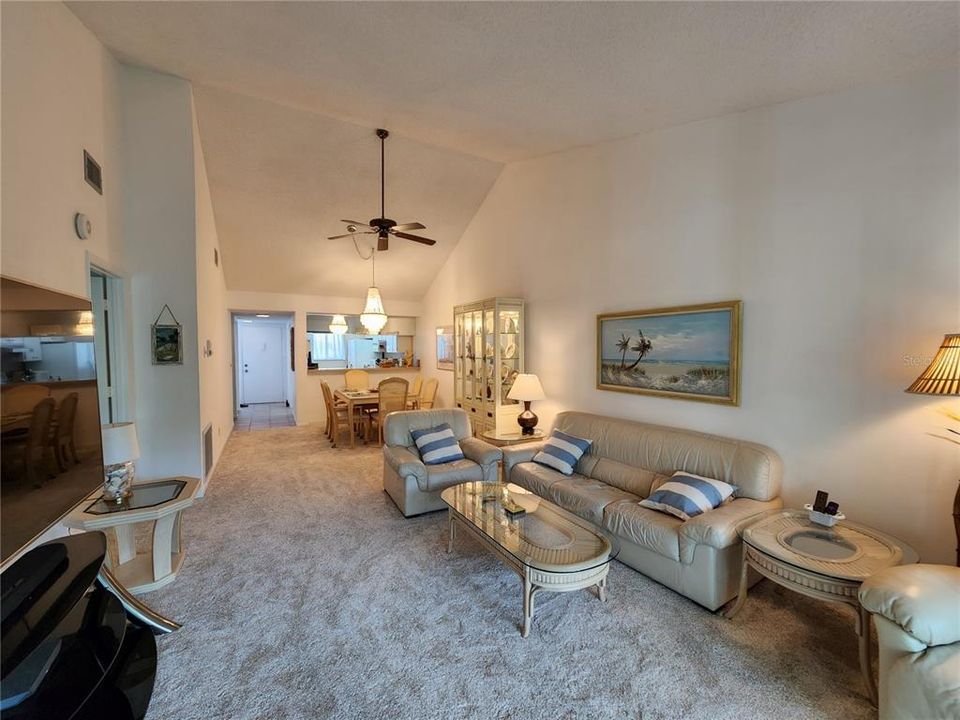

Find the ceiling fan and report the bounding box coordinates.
[328,128,437,252]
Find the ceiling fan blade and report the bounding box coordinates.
[328,231,374,240]
[392,230,436,246]
[340,219,373,228]
[378,234,389,252]
[391,222,426,232]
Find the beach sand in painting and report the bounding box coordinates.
[600,360,730,396]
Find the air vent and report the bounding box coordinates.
[83,150,102,195]
[202,424,214,479]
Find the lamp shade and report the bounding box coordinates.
[906,334,960,396]
[360,287,388,334]
[329,314,348,335]
[507,373,545,402]
[101,422,140,465]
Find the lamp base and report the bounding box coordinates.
[104,462,135,503]
[517,401,538,436]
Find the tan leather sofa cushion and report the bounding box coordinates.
[602,500,682,561]
[511,462,567,499]
[678,497,783,563]
[422,458,484,491]
[555,411,782,502]
[546,475,640,526]
[384,408,473,447]
[860,564,960,647]
[581,456,669,498]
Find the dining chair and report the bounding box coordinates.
[321,381,353,448]
[406,375,423,410]
[368,377,408,445]
[343,369,369,391]
[50,392,80,471]
[419,377,439,410]
[2,397,56,486]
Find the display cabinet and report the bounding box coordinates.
[453,297,524,435]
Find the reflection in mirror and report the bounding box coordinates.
[1,278,105,565]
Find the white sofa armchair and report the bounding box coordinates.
[859,564,960,720]
[382,409,501,517]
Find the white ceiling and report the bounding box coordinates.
[66,1,958,300]
[193,87,501,300]
[68,2,960,163]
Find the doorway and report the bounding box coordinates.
[89,267,128,423]
[236,318,287,406]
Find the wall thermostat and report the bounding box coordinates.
[74,213,92,240]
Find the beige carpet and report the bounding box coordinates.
[142,425,876,720]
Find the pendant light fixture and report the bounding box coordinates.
[329,314,348,335]
[360,249,388,334]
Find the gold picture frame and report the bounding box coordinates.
[596,300,742,406]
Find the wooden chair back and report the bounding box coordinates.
[27,398,55,452]
[344,369,369,391]
[419,378,439,409]
[378,378,408,418]
[410,375,423,398]
[54,393,79,441]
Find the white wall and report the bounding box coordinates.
[1,1,124,295]
[416,70,960,564]
[193,96,233,482]
[119,65,203,479]
[227,289,422,424]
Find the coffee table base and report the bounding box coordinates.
[725,543,878,706]
[447,509,609,638]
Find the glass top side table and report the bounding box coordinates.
[65,476,201,595]
[725,508,918,706]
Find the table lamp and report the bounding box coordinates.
[507,373,545,435]
[906,333,960,565]
[102,422,140,503]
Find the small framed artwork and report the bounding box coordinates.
[151,304,183,365]
[597,300,742,405]
[436,326,454,371]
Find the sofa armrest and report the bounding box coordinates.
[859,564,960,647]
[383,445,427,486]
[459,437,502,472]
[503,443,544,481]
[679,497,783,561]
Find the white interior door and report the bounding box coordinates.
[239,323,285,404]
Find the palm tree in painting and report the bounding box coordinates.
[616,333,631,368]
[626,330,653,370]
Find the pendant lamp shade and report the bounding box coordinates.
[361,287,388,334]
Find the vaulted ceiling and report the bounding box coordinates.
[67,1,958,299]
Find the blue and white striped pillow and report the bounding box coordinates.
[640,471,736,521]
[410,423,465,465]
[532,429,592,476]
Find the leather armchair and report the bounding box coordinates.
[859,564,960,720]
[382,409,501,517]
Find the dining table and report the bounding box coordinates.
[333,388,379,449]
[1,412,32,433]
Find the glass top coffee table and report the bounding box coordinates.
[725,509,918,705]
[441,481,619,637]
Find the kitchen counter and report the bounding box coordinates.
[307,366,421,376]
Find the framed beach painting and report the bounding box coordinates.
[597,301,741,405]
[436,326,454,371]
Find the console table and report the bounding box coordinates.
[64,477,201,594]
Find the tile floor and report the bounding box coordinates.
[233,402,295,431]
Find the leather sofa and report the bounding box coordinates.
[859,564,960,720]
[383,409,501,517]
[502,411,783,610]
